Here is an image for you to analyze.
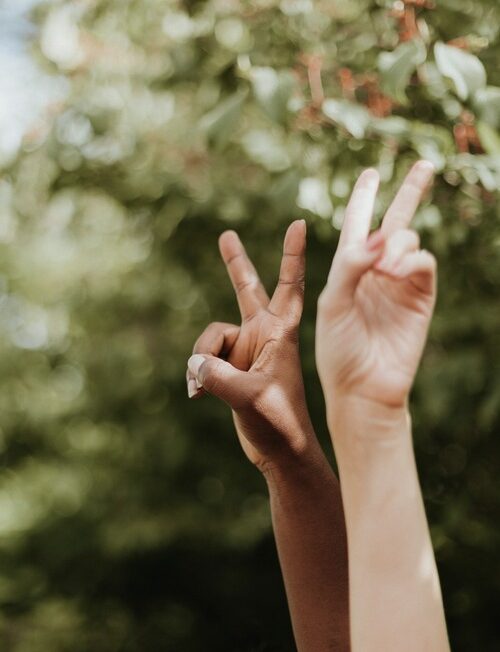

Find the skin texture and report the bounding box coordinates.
[316,161,450,652]
[187,221,350,652]
[188,220,315,469]
[317,162,437,410]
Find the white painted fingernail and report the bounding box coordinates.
[187,379,198,398]
[188,354,206,378]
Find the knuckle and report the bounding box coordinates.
[192,336,204,354]
[278,275,305,290]
[342,247,364,269]
[226,251,246,266]
[211,321,225,330]
[421,250,436,269]
[235,277,258,294]
[387,229,419,255]
[387,213,407,230]
[203,322,222,339]
[193,322,221,353]
[404,229,420,246]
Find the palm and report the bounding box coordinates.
[226,310,282,373]
[328,271,434,405]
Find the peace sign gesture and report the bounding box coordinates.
[316,160,437,412]
[187,220,315,470]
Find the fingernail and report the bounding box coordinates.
[187,378,198,398]
[188,354,206,378]
[367,230,384,251]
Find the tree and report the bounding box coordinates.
[0,0,498,649]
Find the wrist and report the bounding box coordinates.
[234,396,320,474]
[326,393,412,464]
[327,391,410,430]
[327,395,421,518]
[259,437,335,493]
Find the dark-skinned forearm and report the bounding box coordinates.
[262,436,350,652]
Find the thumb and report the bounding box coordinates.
[187,354,250,409]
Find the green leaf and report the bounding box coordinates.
[378,40,427,105]
[410,123,454,172]
[370,116,411,137]
[476,121,500,157]
[199,91,248,148]
[215,18,253,53]
[474,86,500,128]
[268,169,300,214]
[297,177,333,218]
[250,67,295,123]
[469,156,500,192]
[322,99,371,139]
[434,42,487,101]
[240,129,291,172]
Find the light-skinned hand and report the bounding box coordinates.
[316,160,436,412]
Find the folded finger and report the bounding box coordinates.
[391,250,437,295]
[338,169,380,249]
[374,229,420,274]
[321,230,385,317]
[193,321,240,357]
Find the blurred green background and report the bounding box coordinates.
[0,0,499,650]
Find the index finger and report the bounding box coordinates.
[218,231,269,320]
[338,168,380,249]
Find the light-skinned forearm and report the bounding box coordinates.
[329,397,449,652]
[262,437,350,652]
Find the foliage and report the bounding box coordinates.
[0,0,499,649]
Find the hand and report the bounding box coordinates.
[187,220,315,472]
[316,161,436,411]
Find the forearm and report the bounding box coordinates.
[329,398,449,652]
[262,440,350,652]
